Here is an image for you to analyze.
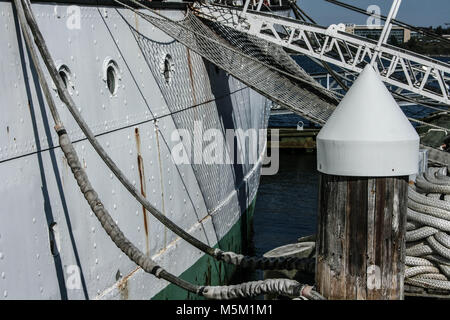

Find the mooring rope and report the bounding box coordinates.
[406,168,450,291]
[16,0,324,299]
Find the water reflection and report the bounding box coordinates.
[249,152,319,284]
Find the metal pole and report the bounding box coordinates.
[383,0,402,44]
[256,0,264,11]
[242,0,251,14]
[370,0,402,65]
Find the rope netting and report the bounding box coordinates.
[118,0,339,125]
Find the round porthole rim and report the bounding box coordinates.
[103,57,121,96]
[52,60,74,94]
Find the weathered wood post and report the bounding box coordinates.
[315,65,419,300]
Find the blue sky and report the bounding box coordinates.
[296,0,450,27]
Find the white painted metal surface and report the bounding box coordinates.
[316,65,419,177]
[0,2,270,299]
[194,2,450,105]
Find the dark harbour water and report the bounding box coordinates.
[244,150,319,286]
[253,152,318,258]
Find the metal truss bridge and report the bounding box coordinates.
[194,0,450,106]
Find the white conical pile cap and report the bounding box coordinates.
[317,64,419,177]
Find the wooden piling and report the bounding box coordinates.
[315,174,409,300]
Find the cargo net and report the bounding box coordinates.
[114,0,450,163]
[129,5,338,125]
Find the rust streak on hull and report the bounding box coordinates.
[186,47,197,106]
[135,127,150,256]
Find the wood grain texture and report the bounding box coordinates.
[316,174,408,300]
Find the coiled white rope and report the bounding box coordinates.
[405,256,434,267]
[406,168,450,291]
[416,173,450,195]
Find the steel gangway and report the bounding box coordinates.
[116,0,450,128]
[194,0,450,106]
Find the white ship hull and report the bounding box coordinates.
[0,1,271,299]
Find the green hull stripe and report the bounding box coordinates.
[152,197,256,300]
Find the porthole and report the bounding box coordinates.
[48,222,60,257]
[103,58,120,96]
[59,70,69,88]
[106,65,117,95]
[54,64,74,95]
[161,54,174,85]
